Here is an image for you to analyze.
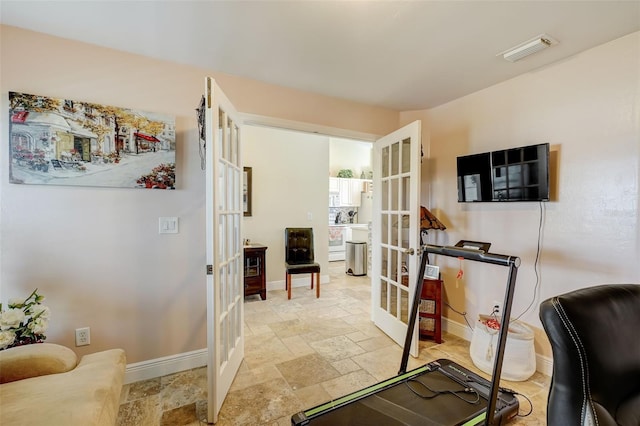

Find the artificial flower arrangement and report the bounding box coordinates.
[0,288,50,350]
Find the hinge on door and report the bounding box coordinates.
[206,265,213,275]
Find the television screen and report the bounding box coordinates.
[457,143,549,202]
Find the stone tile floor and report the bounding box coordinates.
[117,262,549,425]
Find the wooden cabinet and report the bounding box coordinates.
[244,244,267,300]
[418,279,442,343]
[400,276,442,343]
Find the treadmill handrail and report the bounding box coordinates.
[399,244,521,426]
[423,244,521,268]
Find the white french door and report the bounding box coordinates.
[371,121,422,358]
[204,77,244,424]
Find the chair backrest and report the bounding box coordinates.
[539,284,640,426]
[285,228,315,265]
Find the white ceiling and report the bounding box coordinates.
[2,1,639,111]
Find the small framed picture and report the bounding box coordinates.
[243,167,252,217]
[424,264,440,280]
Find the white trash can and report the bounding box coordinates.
[469,318,536,381]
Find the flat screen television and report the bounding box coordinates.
[457,143,549,202]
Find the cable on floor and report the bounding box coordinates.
[404,377,481,405]
[497,387,534,417]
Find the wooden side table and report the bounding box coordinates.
[418,278,442,343]
[244,244,267,300]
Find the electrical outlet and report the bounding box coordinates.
[492,300,502,316]
[75,327,90,346]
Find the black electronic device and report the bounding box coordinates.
[455,240,491,253]
[292,244,522,426]
[457,143,549,202]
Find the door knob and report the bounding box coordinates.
[404,248,415,255]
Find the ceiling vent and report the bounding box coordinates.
[500,34,558,62]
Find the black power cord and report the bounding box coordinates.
[444,300,474,330]
[498,387,534,417]
[462,377,535,418]
[514,201,545,320]
[405,378,481,405]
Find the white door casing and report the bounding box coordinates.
[371,121,422,358]
[205,77,244,424]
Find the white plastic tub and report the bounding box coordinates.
[469,319,536,381]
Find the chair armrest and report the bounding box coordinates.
[0,343,78,384]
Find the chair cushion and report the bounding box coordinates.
[285,262,320,274]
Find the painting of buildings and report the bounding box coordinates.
[9,92,176,189]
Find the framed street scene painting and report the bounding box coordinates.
[9,92,176,189]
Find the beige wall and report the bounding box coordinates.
[402,31,640,358]
[329,138,373,178]
[0,25,399,364]
[243,126,330,286]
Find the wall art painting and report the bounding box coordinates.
[9,91,176,189]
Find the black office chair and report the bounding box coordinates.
[539,284,640,426]
[285,228,320,300]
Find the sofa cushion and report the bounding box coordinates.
[0,343,78,383]
[0,348,126,426]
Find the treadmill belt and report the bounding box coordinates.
[294,365,489,425]
[292,359,518,426]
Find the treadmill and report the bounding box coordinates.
[291,243,521,426]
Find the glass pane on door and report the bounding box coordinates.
[389,284,398,317]
[391,177,399,210]
[381,214,389,245]
[382,146,390,178]
[400,288,409,324]
[401,138,411,173]
[391,142,399,176]
[380,278,387,310]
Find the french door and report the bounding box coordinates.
[371,121,422,358]
[204,77,244,423]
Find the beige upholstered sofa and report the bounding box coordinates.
[0,343,126,425]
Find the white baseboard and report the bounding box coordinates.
[124,348,207,384]
[442,316,474,341]
[535,353,553,377]
[443,317,553,377]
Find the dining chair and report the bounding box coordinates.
[284,228,320,300]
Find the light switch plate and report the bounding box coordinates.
[159,217,179,234]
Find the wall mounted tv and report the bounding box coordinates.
[457,143,549,202]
